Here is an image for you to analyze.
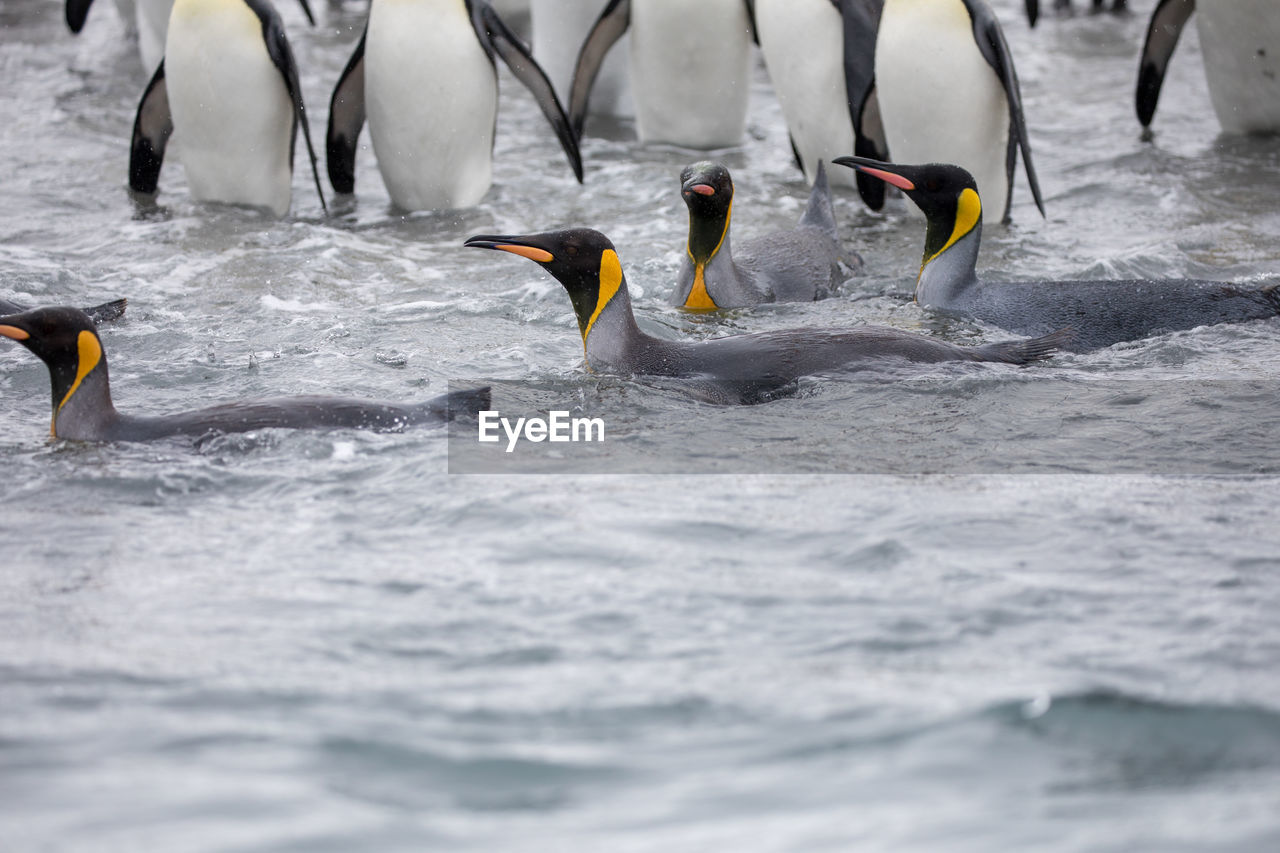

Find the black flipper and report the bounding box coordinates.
[1136,0,1195,127]
[295,0,316,26]
[473,1,583,183]
[567,0,630,140]
[1025,0,1039,27]
[326,26,367,195]
[66,0,94,32]
[965,0,1045,220]
[129,60,173,195]
[248,0,328,213]
[834,0,888,210]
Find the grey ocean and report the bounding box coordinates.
[3,1,1280,850]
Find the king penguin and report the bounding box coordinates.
[568,0,755,149]
[1137,0,1280,135]
[672,160,847,309]
[874,0,1043,223]
[326,0,583,212]
[754,0,890,209]
[0,306,489,442]
[835,156,1280,351]
[128,0,326,217]
[465,228,1066,403]
[66,0,314,80]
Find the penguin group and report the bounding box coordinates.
[5,0,1277,443]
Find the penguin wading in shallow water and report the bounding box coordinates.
[672,161,847,310]
[1136,0,1280,135]
[835,156,1280,352]
[465,229,1068,404]
[568,0,754,149]
[0,307,490,442]
[753,0,891,208]
[326,0,583,212]
[128,0,327,217]
[874,0,1044,223]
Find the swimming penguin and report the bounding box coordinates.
[66,0,314,77]
[531,0,633,120]
[568,0,754,149]
[465,228,1066,402]
[1137,0,1280,135]
[874,0,1044,223]
[0,306,490,442]
[672,160,847,310]
[0,298,126,326]
[326,0,583,212]
[753,0,890,209]
[128,0,326,217]
[834,156,1280,351]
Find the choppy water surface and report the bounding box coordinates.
[3,2,1280,850]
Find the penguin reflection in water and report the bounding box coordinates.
[0,307,488,442]
[128,0,327,216]
[326,0,583,212]
[836,156,1280,351]
[466,229,1068,404]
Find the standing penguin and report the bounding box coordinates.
[874,0,1044,222]
[568,0,754,149]
[128,0,326,217]
[754,0,890,209]
[326,0,583,212]
[1137,0,1280,135]
[66,0,314,76]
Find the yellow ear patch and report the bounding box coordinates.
[0,324,30,341]
[923,187,982,270]
[496,244,554,263]
[58,330,102,412]
[583,249,624,346]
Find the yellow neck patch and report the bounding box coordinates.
[583,249,624,349]
[920,187,982,279]
[53,330,102,437]
[683,265,718,310]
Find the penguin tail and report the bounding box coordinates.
[439,386,492,421]
[976,328,1073,364]
[799,160,839,239]
[84,298,128,325]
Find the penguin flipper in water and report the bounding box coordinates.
[963,0,1044,219]
[0,298,126,325]
[0,307,488,442]
[65,0,94,32]
[470,0,583,183]
[326,25,367,195]
[838,0,891,210]
[568,0,630,139]
[1136,0,1196,128]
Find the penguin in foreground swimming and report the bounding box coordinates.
[129,0,326,217]
[67,0,315,76]
[672,160,848,310]
[568,0,754,149]
[326,0,582,212]
[0,298,126,326]
[753,0,890,208]
[1136,0,1280,135]
[874,0,1044,223]
[465,229,1067,403]
[0,307,489,442]
[835,156,1280,352]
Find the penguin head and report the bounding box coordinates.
[464,229,627,343]
[0,306,114,438]
[680,162,734,218]
[833,156,984,263]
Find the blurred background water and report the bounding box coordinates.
[2,1,1280,850]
